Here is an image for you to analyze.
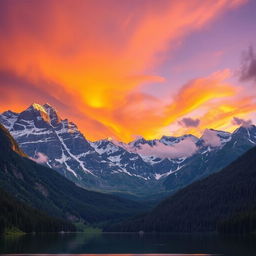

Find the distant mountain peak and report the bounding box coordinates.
[43,102,54,108]
[30,103,48,114]
[22,103,50,124]
[232,124,256,146]
[232,124,255,136]
[1,103,256,198]
[43,103,61,125]
[201,128,231,138]
[23,103,62,126]
[160,134,198,143]
[128,137,152,148]
[234,124,256,132]
[2,110,18,116]
[200,128,231,148]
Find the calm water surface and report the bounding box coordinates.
[0,232,256,256]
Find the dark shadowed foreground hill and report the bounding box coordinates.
[0,124,146,225]
[0,188,75,234]
[107,146,256,232]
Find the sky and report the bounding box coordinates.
[0,0,256,142]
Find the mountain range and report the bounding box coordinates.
[106,145,256,232]
[1,104,256,234]
[0,123,146,227]
[1,103,256,198]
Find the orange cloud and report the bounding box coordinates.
[163,70,236,123]
[91,69,246,140]
[198,96,256,132]
[170,94,256,138]
[0,0,250,141]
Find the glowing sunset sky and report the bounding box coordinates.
[0,0,256,142]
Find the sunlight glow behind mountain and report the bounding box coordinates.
[0,0,255,142]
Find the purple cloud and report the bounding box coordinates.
[178,117,200,127]
[232,117,252,127]
[239,46,256,82]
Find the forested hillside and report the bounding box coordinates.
[0,124,146,225]
[218,209,256,234]
[0,187,75,235]
[107,146,256,233]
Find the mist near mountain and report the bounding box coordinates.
[106,146,256,233]
[0,123,146,225]
[1,103,256,199]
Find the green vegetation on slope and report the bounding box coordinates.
[218,209,256,234]
[74,222,102,233]
[0,124,147,225]
[106,146,256,233]
[0,187,75,235]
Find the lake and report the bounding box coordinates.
[0,232,256,256]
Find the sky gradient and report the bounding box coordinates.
[0,0,256,142]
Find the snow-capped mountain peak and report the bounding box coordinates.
[0,110,18,130]
[9,103,62,129]
[43,103,62,126]
[200,128,231,148]
[160,134,198,145]
[1,103,256,197]
[90,139,120,155]
[20,103,51,125]
[31,103,48,114]
[128,137,154,148]
[232,124,256,145]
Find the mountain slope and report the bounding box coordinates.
[0,187,75,235]
[1,103,256,199]
[108,146,256,232]
[217,209,256,234]
[0,124,146,224]
[163,126,256,192]
[0,104,164,196]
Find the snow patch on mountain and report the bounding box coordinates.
[201,129,231,148]
[154,164,185,180]
[30,152,48,164]
[1,103,256,196]
[31,103,48,114]
[0,111,18,130]
[127,136,198,159]
[90,140,120,155]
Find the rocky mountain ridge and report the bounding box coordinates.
[1,103,255,198]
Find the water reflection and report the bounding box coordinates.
[0,255,214,256]
[0,232,255,255]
